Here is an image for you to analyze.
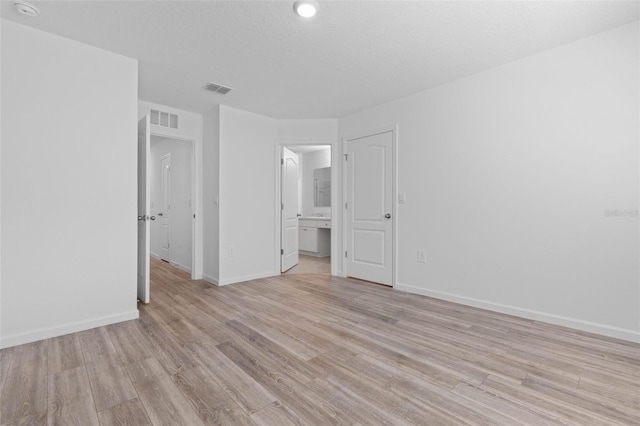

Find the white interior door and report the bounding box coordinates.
[137,116,151,303]
[281,147,299,272]
[346,130,393,286]
[158,153,171,262]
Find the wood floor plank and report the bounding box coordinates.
[3,257,639,425]
[216,340,356,425]
[47,334,84,375]
[77,328,121,367]
[85,359,138,412]
[249,400,305,426]
[134,375,205,426]
[47,366,99,426]
[171,366,254,425]
[451,381,560,426]
[97,398,152,426]
[187,342,277,416]
[481,374,625,426]
[0,342,48,425]
[105,321,155,366]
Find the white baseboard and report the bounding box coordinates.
[203,274,219,286]
[171,261,192,273]
[0,310,139,349]
[395,282,640,344]
[218,271,276,286]
[299,250,330,258]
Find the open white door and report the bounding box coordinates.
[346,130,394,286]
[137,116,151,303]
[281,147,299,272]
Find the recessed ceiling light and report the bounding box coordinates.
[293,0,318,18]
[14,1,39,17]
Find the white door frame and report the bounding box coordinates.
[274,141,338,276]
[342,125,398,288]
[149,132,197,279]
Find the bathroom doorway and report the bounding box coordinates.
[277,144,335,275]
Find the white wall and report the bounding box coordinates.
[138,100,203,278]
[219,106,278,285]
[150,136,193,271]
[277,119,338,141]
[1,20,139,348]
[203,106,220,283]
[300,148,332,217]
[339,22,640,342]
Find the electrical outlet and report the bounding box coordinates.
[417,250,426,263]
[227,247,235,257]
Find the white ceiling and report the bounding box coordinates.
[2,1,638,118]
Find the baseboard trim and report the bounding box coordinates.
[218,271,276,286]
[395,282,640,344]
[203,274,219,286]
[171,261,192,273]
[0,310,140,349]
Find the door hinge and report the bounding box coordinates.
[344,154,348,161]
[281,158,284,165]
[281,249,284,255]
[193,214,196,219]
[345,251,348,258]
[168,242,171,249]
[281,203,284,210]
[345,202,348,209]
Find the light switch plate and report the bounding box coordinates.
[399,193,406,204]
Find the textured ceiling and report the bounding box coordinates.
[2,1,638,118]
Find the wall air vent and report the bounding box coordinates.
[150,109,178,129]
[203,81,233,95]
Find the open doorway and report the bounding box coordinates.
[138,114,198,304]
[149,135,194,274]
[279,144,333,275]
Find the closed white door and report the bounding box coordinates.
[137,116,151,303]
[281,147,299,272]
[346,130,394,286]
[158,153,171,262]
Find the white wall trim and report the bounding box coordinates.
[218,271,276,286]
[171,261,192,273]
[0,310,140,349]
[396,282,640,343]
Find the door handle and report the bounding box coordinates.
[150,216,156,221]
[158,213,164,216]
[138,216,144,221]
[385,213,391,219]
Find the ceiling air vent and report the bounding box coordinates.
[203,81,233,95]
[150,109,178,129]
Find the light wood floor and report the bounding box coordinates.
[284,254,331,275]
[1,259,639,425]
